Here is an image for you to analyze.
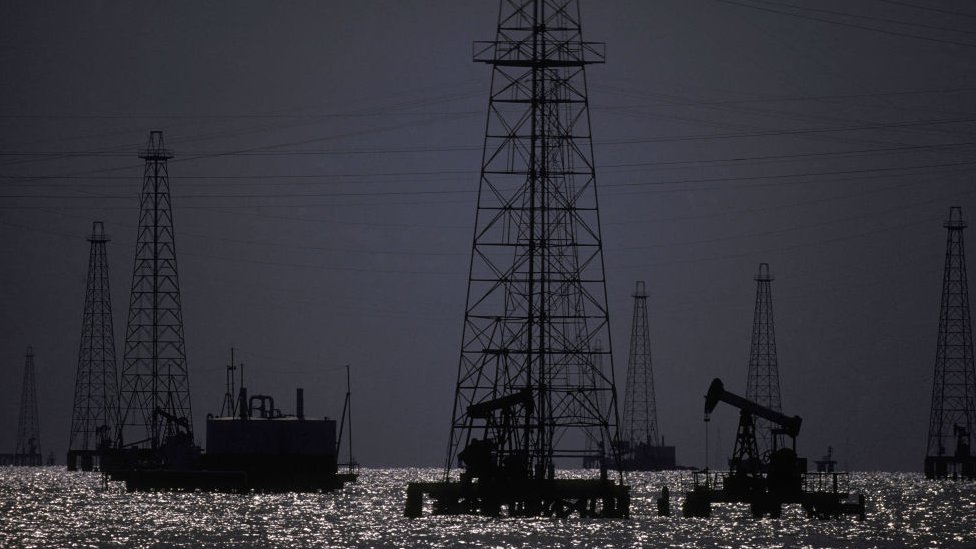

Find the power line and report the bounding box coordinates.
[874,0,976,20]
[0,110,482,120]
[3,158,972,201]
[591,84,976,108]
[743,0,976,36]
[5,139,975,166]
[713,0,976,49]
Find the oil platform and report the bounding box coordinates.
[103,132,354,492]
[618,281,675,470]
[405,0,629,518]
[0,347,42,466]
[67,222,119,471]
[681,379,865,520]
[924,206,976,480]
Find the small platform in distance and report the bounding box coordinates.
[405,477,629,518]
[681,470,865,520]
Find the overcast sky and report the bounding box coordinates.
[1,0,975,471]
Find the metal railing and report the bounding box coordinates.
[473,40,605,65]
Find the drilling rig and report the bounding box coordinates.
[404,0,629,518]
[681,379,864,520]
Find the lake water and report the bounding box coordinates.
[0,467,973,547]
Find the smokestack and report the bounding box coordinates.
[296,388,304,420]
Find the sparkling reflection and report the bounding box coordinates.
[0,468,972,547]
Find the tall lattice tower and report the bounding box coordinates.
[425,1,627,519]
[622,281,660,449]
[68,221,119,470]
[15,346,41,465]
[925,206,976,479]
[745,262,782,462]
[116,131,193,451]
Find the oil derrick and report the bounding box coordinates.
[14,347,41,466]
[68,222,119,471]
[623,282,660,448]
[405,0,628,519]
[744,262,782,463]
[925,206,976,480]
[116,131,194,453]
[619,281,675,470]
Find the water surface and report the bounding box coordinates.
[0,468,972,547]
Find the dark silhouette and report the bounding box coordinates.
[115,131,194,456]
[745,263,783,466]
[219,348,242,419]
[106,347,356,491]
[405,0,629,518]
[815,446,837,473]
[99,133,355,492]
[682,379,865,520]
[101,130,200,480]
[657,486,671,517]
[925,206,976,480]
[619,281,676,471]
[67,222,119,472]
[0,347,42,466]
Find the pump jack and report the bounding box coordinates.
[681,379,865,520]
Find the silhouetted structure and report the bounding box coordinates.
[619,281,675,470]
[11,347,42,466]
[682,379,864,520]
[336,364,356,473]
[815,446,837,473]
[68,221,119,471]
[406,0,628,518]
[100,137,355,491]
[219,348,242,418]
[925,206,976,480]
[116,131,194,457]
[107,353,356,491]
[582,339,606,468]
[745,262,782,463]
[115,385,355,492]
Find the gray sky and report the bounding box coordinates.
[1,0,975,471]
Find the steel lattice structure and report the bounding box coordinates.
[117,131,193,450]
[745,262,782,462]
[622,281,660,449]
[445,0,620,481]
[925,206,976,479]
[68,222,119,462]
[582,339,607,466]
[15,346,40,463]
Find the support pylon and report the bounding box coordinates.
[14,346,41,466]
[116,131,194,452]
[68,221,119,471]
[925,206,976,480]
[405,0,628,519]
[745,262,782,463]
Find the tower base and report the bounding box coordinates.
[619,443,676,471]
[924,456,976,480]
[405,477,629,518]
